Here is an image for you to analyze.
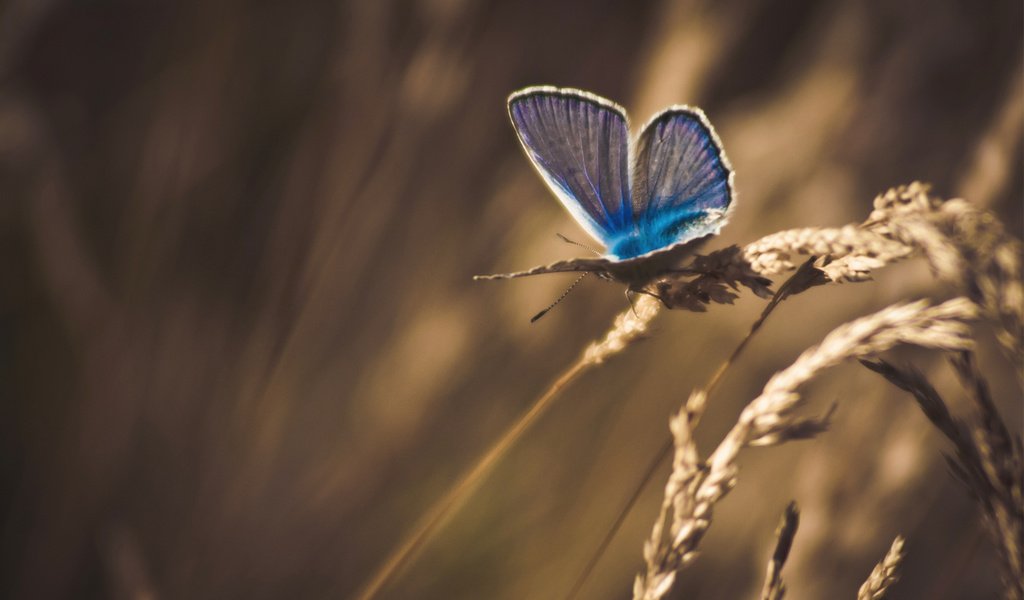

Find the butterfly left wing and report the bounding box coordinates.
[508,87,633,247]
[629,107,734,252]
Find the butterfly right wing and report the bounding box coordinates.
[508,87,633,247]
[631,107,734,250]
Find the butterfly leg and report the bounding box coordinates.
[632,285,668,306]
[624,288,640,318]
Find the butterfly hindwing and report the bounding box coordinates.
[618,107,733,259]
[508,87,633,246]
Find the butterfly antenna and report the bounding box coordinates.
[556,233,602,256]
[531,273,589,323]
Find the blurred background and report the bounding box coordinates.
[1,0,1020,598]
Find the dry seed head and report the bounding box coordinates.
[857,536,906,600]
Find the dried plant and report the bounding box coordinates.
[570,255,841,600]
[756,504,904,600]
[759,502,799,600]
[634,298,977,600]
[583,294,661,364]
[862,354,1023,599]
[364,184,1018,599]
[567,264,813,600]
[868,184,1023,371]
[584,183,1018,599]
[626,184,1019,598]
[857,536,906,600]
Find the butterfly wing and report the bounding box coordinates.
[619,107,733,258]
[508,87,633,247]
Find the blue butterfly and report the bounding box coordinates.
[477,86,734,313]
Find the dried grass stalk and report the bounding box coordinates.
[568,263,817,599]
[863,353,1023,599]
[857,536,906,600]
[633,298,977,600]
[357,296,661,600]
[759,502,799,600]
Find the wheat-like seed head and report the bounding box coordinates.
[742,226,912,278]
[633,297,977,600]
[857,536,906,600]
[582,294,661,365]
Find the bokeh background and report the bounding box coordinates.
[1,0,1021,598]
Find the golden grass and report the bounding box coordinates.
[357,183,1022,599]
[857,536,906,600]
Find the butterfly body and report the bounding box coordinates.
[602,233,714,286]
[477,86,734,293]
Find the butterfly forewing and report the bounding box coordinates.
[508,88,633,247]
[629,108,733,254]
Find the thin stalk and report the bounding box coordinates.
[355,295,661,599]
[565,260,816,599]
[354,361,588,600]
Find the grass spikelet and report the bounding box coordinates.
[866,183,1021,368]
[883,187,1023,372]
[857,536,906,600]
[583,294,661,364]
[742,226,911,280]
[759,502,799,600]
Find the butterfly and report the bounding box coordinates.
[476,86,735,317]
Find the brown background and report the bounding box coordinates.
[1,0,1021,598]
